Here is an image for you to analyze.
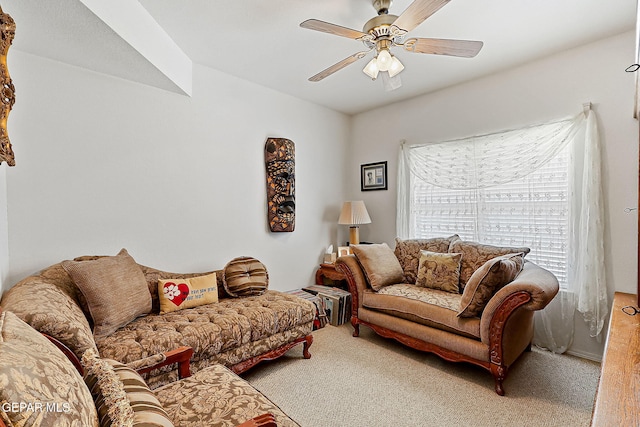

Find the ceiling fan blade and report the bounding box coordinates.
[309,51,371,82]
[403,38,483,58]
[392,0,451,33]
[300,19,369,40]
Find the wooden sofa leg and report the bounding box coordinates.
[491,364,507,396]
[352,319,360,337]
[303,335,313,359]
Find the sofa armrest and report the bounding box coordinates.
[335,255,368,311]
[237,413,277,427]
[131,346,194,379]
[1,277,98,360]
[480,261,560,344]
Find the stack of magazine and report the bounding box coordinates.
[302,284,351,326]
[284,289,328,329]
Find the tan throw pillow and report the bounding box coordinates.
[82,350,174,427]
[458,253,525,318]
[449,240,530,290]
[352,243,404,291]
[415,250,462,294]
[394,235,460,283]
[223,257,269,297]
[62,248,152,338]
[158,273,218,314]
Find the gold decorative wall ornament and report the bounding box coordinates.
[265,138,295,232]
[0,6,15,166]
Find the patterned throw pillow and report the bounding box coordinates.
[157,273,218,314]
[0,311,99,427]
[458,253,525,318]
[223,257,269,297]
[82,350,174,427]
[394,235,460,283]
[62,249,152,338]
[449,240,530,290]
[415,250,462,294]
[351,243,404,291]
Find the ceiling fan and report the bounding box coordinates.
[300,0,483,87]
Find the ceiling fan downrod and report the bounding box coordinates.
[372,0,392,15]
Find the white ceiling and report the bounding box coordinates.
[2,0,637,115]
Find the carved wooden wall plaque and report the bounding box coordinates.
[0,6,15,167]
[265,138,295,232]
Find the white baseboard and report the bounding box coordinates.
[566,348,602,363]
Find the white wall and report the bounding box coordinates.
[5,50,350,291]
[350,31,639,360]
[0,166,9,293]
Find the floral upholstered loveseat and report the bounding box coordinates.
[0,249,315,389]
[335,236,559,395]
[0,309,299,427]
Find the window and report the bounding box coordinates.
[409,144,570,287]
[397,110,608,345]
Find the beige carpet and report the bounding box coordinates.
[243,324,600,427]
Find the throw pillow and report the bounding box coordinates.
[415,250,462,294]
[449,240,530,290]
[351,243,404,291]
[82,350,174,427]
[458,253,525,318]
[394,235,460,283]
[0,311,99,427]
[62,248,152,338]
[222,257,269,297]
[158,273,218,314]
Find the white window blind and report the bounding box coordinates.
[409,144,569,287]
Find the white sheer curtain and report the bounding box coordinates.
[397,108,607,351]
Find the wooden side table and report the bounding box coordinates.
[315,263,347,288]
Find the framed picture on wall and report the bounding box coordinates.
[361,161,387,191]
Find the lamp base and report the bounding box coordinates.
[349,226,360,246]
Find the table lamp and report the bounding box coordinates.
[338,201,371,245]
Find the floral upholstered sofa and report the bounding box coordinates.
[0,309,299,427]
[335,236,559,395]
[0,249,315,389]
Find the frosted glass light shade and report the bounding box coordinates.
[338,201,372,225]
[362,57,379,79]
[388,56,404,78]
[376,49,392,71]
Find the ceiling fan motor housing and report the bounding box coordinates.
[363,14,397,36]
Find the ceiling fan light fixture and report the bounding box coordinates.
[388,55,404,78]
[362,57,380,79]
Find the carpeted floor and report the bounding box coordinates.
[243,324,600,427]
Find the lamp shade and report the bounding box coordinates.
[338,201,371,225]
